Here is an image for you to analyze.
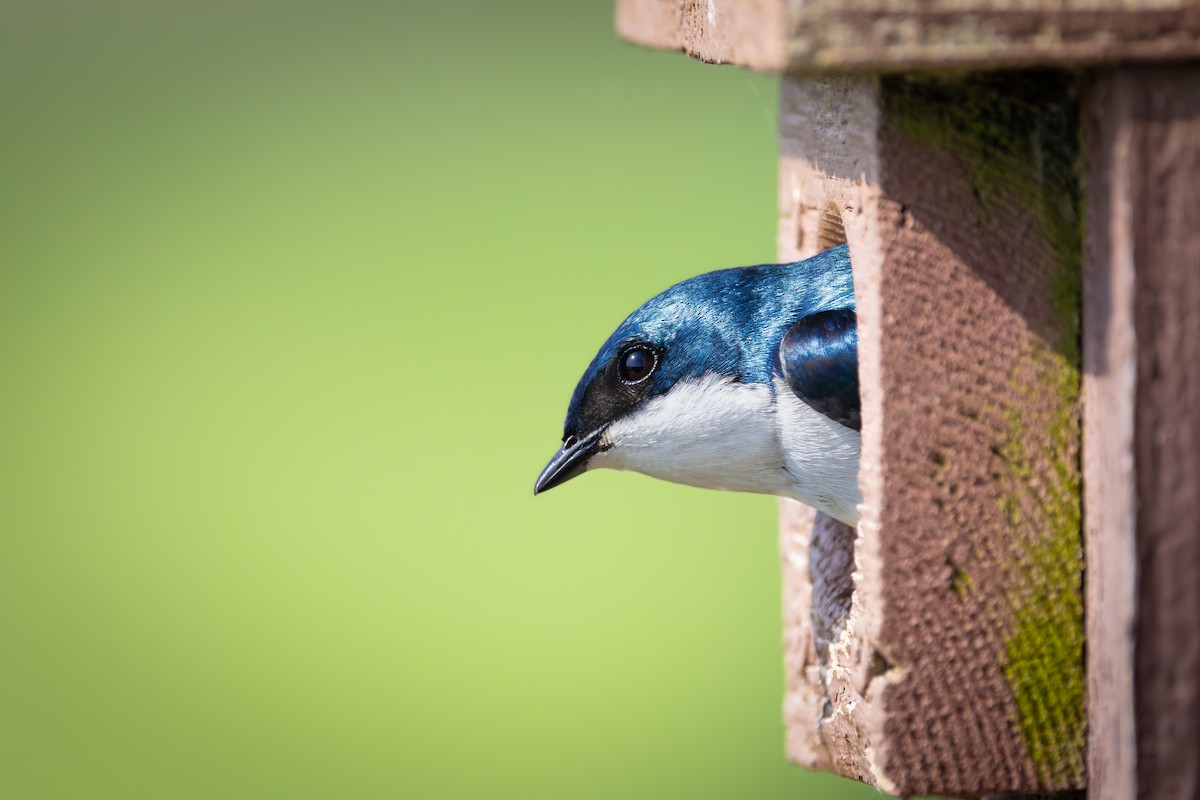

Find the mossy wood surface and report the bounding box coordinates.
[778,74,1085,797]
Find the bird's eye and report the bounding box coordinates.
[619,346,657,384]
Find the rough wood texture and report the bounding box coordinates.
[778,73,1086,797]
[1081,72,1139,800]
[1089,66,1200,800]
[616,0,1200,72]
[779,498,834,772]
[617,0,787,71]
[1129,72,1200,800]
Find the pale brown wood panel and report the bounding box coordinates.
[778,73,1086,797]
[1125,67,1200,800]
[1082,73,1138,800]
[779,499,835,772]
[616,0,1200,72]
[617,0,787,70]
[1084,67,1200,800]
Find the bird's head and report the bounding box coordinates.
[534,266,798,497]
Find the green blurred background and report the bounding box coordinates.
[1,2,879,798]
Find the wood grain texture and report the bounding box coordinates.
[1081,71,1139,800]
[778,75,894,791]
[616,0,787,70]
[779,498,832,772]
[616,0,1200,71]
[778,73,1086,796]
[1120,67,1200,800]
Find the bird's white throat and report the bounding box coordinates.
[590,371,861,524]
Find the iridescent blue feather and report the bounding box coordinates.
[565,244,857,433]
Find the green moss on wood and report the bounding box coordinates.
[1000,347,1086,787]
[882,72,1082,363]
[946,557,974,599]
[883,73,1086,787]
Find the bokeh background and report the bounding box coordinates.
[1,2,879,798]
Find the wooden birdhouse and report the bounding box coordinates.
[617,2,1200,797]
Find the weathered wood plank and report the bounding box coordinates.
[776,75,888,788]
[1128,72,1200,800]
[1100,66,1200,800]
[778,73,1086,796]
[617,0,787,70]
[779,499,833,773]
[1081,71,1139,800]
[617,0,1200,72]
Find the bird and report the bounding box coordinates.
[533,243,861,526]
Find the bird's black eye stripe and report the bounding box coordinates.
[617,345,658,384]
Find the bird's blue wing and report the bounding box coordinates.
[778,308,860,431]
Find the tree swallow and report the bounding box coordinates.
[534,244,860,526]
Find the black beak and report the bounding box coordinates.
[534,428,605,495]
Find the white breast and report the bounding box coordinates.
[589,372,861,525]
[772,376,861,525]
